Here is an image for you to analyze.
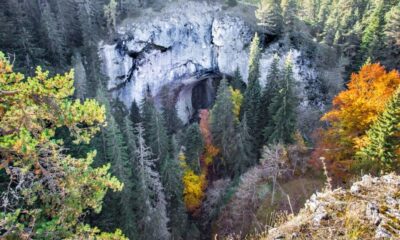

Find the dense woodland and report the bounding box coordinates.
[0,0,399,239]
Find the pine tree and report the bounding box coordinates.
[129,100,142,126]
[281,0,298,32]
[232,115,257,175]
[159,136,189,240]
[231,66,246,93]
[383,4,400,70]
[260,54,281,144]
[265,53,297,144]
[182,123,204,174]
[93,87,137,237]
[360,1,385,63]
[159,85,183,135]
[242,33,262,151]
[356,86,400,173]
[256,0,283,36]
[211,78,237,174]
[134,124,170,240]
[38,0,67,65]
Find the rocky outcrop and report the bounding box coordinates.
[265,174,400,240]
[99,0,320,122]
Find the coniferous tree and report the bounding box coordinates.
[356,86,400,173]
[134,124,170,240]
[242,33,262,151]
[39,0,67,65]
[256,0,283,36]
[281,0,298,33]
[129,100,142,126]
[265,53,297,144]
[260,54,281,143]
[211,78,237,174]
[360,1,385,63]
[160,85,183,135]
[232,115,257,175]
[93,87,136,237]
[383,4,400,70]
[182,123,204,174]
[231,66,246,93]
[160,136,189,240]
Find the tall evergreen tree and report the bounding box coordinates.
[182,123,204,174]
[134,124,170,240]
[231,66,246,93]
[265,53,297,144]
[38,0,67,65]
[383,4,400,70]
[360,0,385,63]
[242,33,262,151]
[232,115,257,175]
[93,87,137,237]
[160,136,189,240]
[129,100,142,126]
[281,0,298,32]
[211,78,237,175]
[356,86,400,173]
[256,0,283,36]
[260,54,281,144]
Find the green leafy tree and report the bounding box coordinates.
[356,86,400,174]
[256,0,283,35]
[0,53,125,239]
[265,53,297,144]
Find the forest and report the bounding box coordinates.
[0,0,399,239]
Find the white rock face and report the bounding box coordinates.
[99,1,319,122]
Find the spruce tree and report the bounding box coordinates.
[264,53,297,144]
[242,33,262,151]
[93,87,136,237]
[356,86,400,173]
[360,1,385,63]
[134,124,170,240]
[160,136,189,240]
[281,0,298,33]
[129,100,142,126]
[211,78,237,174]
[232,115,257,175]
[182,123,204,174]
[256,0,283,36]
[231,66,246,94]
[260,54,281,144]
[383,4,400,70]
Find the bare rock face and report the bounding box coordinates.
[99,1,320,122]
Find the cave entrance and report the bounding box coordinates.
[189,73,222,122]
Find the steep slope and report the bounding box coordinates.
[264,174,400,239]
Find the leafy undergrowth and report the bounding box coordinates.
[257,174,400,240]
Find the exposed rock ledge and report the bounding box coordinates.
[99,0,317,122]
[264,174,400,240]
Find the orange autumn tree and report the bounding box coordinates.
[311,63,400,179]
[181,109,219,213]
